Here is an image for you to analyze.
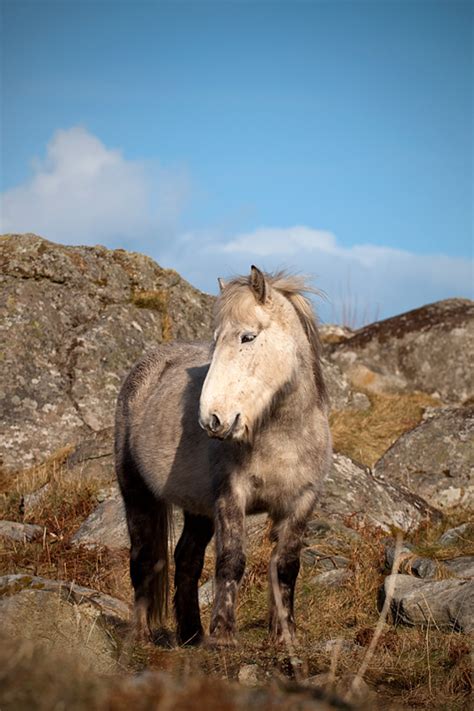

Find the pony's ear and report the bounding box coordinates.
[250,265,267,303]
[217,277,226,293]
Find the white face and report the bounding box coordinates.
[199,295,299,441]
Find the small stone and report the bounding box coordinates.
[310,569,352,588]
[71,493,129,549]
[238,664,259,686]
[198,579,214,609]
[313,638,358,654]
[349,391,371,410]
[0,520,44,542]
[438,523,473,547]
[301,548,349,570]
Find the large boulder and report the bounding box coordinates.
[316,454,442,532]
[381,574,474,634]
[328,299,474,404]
[0,574,129,673]
[374,406,474,509]
[0,234,214,474]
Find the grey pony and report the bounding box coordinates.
[115,266,332,646]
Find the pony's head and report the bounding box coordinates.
[199,266,326,441]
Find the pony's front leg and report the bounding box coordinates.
[268,514,308,644]
[208,494,246,646]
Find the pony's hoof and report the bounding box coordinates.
[133,625,153,644]
[269,623,297,647]
[204,633,238,649]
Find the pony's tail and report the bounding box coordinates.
[147,497,173,629]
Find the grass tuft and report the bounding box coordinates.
[330,391,440,467]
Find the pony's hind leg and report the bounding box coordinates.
[118,450,171,642]
[174,512,214,645]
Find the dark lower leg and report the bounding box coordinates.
[174,513,214,645]
[269,549,300,641]
[128,507,163,639]
[209,496,246,644]
[268,515,308,642]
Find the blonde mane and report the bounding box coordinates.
[216,270,328,407]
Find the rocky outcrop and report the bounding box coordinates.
[374,406,474,509]
[317,453,442,532]
[320,357,370,411]
[0,573,130,623]
[328,299,474,404]
[0,234,214,474]
[0,574,129,672]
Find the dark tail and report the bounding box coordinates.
[143,495,172,629]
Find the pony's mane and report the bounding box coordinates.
[216,270,328,407]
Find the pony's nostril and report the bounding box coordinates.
[210,414,221,432]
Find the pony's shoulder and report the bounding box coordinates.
[119,341,211,403]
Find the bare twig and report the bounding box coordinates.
[346,532,403,701]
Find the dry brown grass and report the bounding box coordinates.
[1,449,472,709]
[118,517,472,710]
[330,391,440,467]
[131,288,173,341]
[0,452,131,600]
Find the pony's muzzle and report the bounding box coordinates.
[199,411,241,440]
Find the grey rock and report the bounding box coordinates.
[301,548,350,570]
[23,483,51,514]
[198,578,214,609]
[237,664,260,686]
[319,324,354,345]
[444,556,474,579]
[438,523,474,547]
[310,569,352,588]
[313,638,359,655]
[317,454,442,533]
[329,298,474,404]
[71,490,129,549]
[0,574,130,672]
[0,520,45,542]
[64,428,115,484]
[321,357,368,411]
[306,518,362,547]
[0,573,130,623]
[382,573,474,633]
[384,540,474,580]
[0,234,213,474]
[374,407,474,509]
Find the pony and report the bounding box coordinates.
[115,266,332,646]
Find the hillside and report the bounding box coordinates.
[0,234,472,710]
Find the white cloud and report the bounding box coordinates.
[221,226,340,257]
[2,129,472,326]
[162,226,473,325]
[1,126,190,245]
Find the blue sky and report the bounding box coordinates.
[1,0,472,324]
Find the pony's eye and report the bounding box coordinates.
[240,333,257,344]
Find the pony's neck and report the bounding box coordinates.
[265,342,319,433]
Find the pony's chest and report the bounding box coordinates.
[243,446,311,508]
